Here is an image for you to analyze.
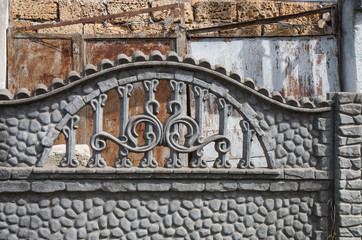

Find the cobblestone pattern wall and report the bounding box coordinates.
[10,0,333,36]
[0,52,333,169]
[334,93,362,239]
[0,183,331,240]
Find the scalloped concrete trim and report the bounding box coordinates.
[0,51,332,113]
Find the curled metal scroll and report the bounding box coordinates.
[60,115,80,168]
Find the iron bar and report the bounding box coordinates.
[16,3,180,32]
[188,6,335,34]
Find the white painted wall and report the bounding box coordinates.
[189,36,340,99]
[0,0,9,89]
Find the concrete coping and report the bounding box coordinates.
[0,167,331,180]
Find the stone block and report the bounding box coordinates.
[97,78,118,93]
[237,2,279,22]
[346,180,362,190]
[194,2,237,23]
[137,182,171,191]
[313,203,328,217]
[314,144,331,157]
[300,181,330,191]
[32,181,65,192]
[83,23,129,35]
[12,0,58,20]
[130,23,164,34]
[270,181,298,191]
[338,126,362,137]
[59,0,105,21]
[0,181,30,192]
[107,0,149,23]
[205,182,237,192]
[338,145,361,158]
[339,203,351,215]
[339,170,361,180]
[351,204,362,215]
[238,181,269,191]
[171,182,205,192]
[284,168,314,179]
[102,181,137,192]
[340,190,362,203]
[339,104,361,116]
[338,157,353,169]
[337,113,355,125]
[11,168,32,179]
[338,93,357,104]
[151,1,193,23]
[340,216,362,227]
[38,24,83,34]
[64,96,86,115]
[66,181,102,192]
[349,226,362,237]
[0,168,11,179]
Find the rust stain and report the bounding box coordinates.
[85,39,174,65]
[8,38,73,93]
[83,40,173,166]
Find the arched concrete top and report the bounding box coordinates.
[0,51,332,113]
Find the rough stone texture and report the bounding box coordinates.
[0,190,328,239]
[334,93,362,239]
[194,2,237,23]
[38,23,83,34]
[151,1,193,23]
[11,0,58,20]
[237,2,279,22]
[83,23,129,35]
[107,0,149,23]
[58,0,105,21]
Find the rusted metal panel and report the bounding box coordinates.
[85,39,175,65]
[84,39,176,166]
[7,38,73,93]
[189,36,340,99]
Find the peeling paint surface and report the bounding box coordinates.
[8,38,73,93]
[189,36,340,99]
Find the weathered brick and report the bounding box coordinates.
[12,0,58,20]
[107,0,149,23]
[194,2,237,23]
[38,23,83,34]
[151,1,193,23]
[83,23,129,35]
[59,0,105,21]
[130,23,164,34]
[237,2,279,22]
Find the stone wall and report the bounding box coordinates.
[0,168,332,240]
[10,0,333,36]
[334,92,362,239]
[0,53,361,239]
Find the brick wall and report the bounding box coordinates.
[10,0,334,36]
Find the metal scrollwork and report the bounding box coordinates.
[189,86,209,168]
[238,120,256,169]
[213,98,232,168]
[164,80,185,168]
[88,94,108,168]
[60,115,80,167]
[115,84,134,168]
[90,80,162,168]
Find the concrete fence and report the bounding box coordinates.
[0,51,360,239]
